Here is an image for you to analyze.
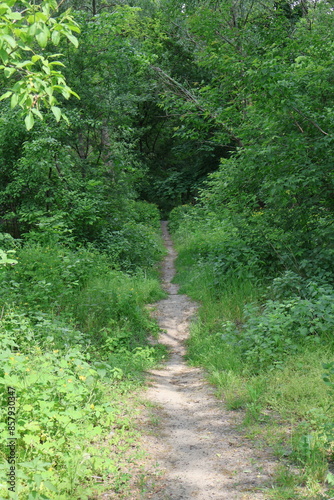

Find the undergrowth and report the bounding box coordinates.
[0,202,166,499]
[170,205,334,500]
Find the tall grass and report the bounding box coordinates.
[170,209,334,500]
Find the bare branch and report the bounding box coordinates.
[151,66,244,147]
[291,106,329,136]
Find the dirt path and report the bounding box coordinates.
[141,221,277,499]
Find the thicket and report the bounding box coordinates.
[166,2,334,498]
[0,4,171,497]
[170,202,334,498]
[0,202,165,499]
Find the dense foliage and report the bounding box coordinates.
[1,0,334,498]
[0,205,165,498]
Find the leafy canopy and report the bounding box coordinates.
[0,0,80,129]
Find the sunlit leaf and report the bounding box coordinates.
[51,30,60,45]
[31,108,43,120]
[36,29,49,48]
[3,34,16,48]
[10,92,18,108]
[25,112,34,130]
[65,33,79,48]
[51,105,61,122]
[0,90,12,101]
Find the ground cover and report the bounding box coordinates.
[170,206,334,500]
[0,203,167,499]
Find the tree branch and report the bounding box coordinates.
[151,65,243,147]
[291,105,329,136]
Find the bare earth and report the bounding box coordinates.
[140,221,277,499]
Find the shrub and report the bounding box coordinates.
[99,222,164,271]
[221,289,334,373]
[0,308,128,499]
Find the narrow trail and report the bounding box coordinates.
[141,222,277,500]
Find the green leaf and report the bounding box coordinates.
[0,90,12,101]
[0,5,9,16]
[67,23,81,34]
[28,24,37,36]
[4,67,15,78]
[65,33,79,48]
[22,404,33,411]
[31,108,43,120]
[10,92,18,108]
[61,88,70,99]
[0,48,8,64]
[51,30,61,46]
[44,481,57,492]
[25,112,35,130]
[69,89,80,99]
[326,472,334,485]
[51,106,61,122]
[3,35,16,49]
[31,55,42,63]
[36,28,49,48]
[61,112,69,125]
[7,11,21,20]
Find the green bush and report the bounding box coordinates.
[128,200,161,228]
[71,273,164,341]
[220,288,334,373]
[0,244,109,311]
[0,222,165,498]
[100,222,164,271]
[0,308,131,499]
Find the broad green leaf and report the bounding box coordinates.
[10,92,18,108]
[36,29,48,48]
[0,90,12,101]
[31,55,42,63]
[69,89,80,99]
[28,23,37,36]
[44,481,57,493]
[67,23,81,34]
[7,11,21,20]
[3,35,16,49]
[65,33,79,48]
[25,112,34,130]
[0,5,9,15]
[22,404,33,411]
[15,60,32,69]
[49,61,65,67]
[51,106,61,122]
[45,86,53,97]
[31,108,43,120]
[34,12,48,22]
[0,49,8,64]
[23,434,40,446]
[61,88,70,99]
[4,67,15,78]
[51,30,60,45]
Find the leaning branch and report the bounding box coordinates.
[151,65,243,147]
[291,105,329,136]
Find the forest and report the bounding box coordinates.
[1,0,334,498]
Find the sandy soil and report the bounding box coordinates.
[140,221,277,500]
